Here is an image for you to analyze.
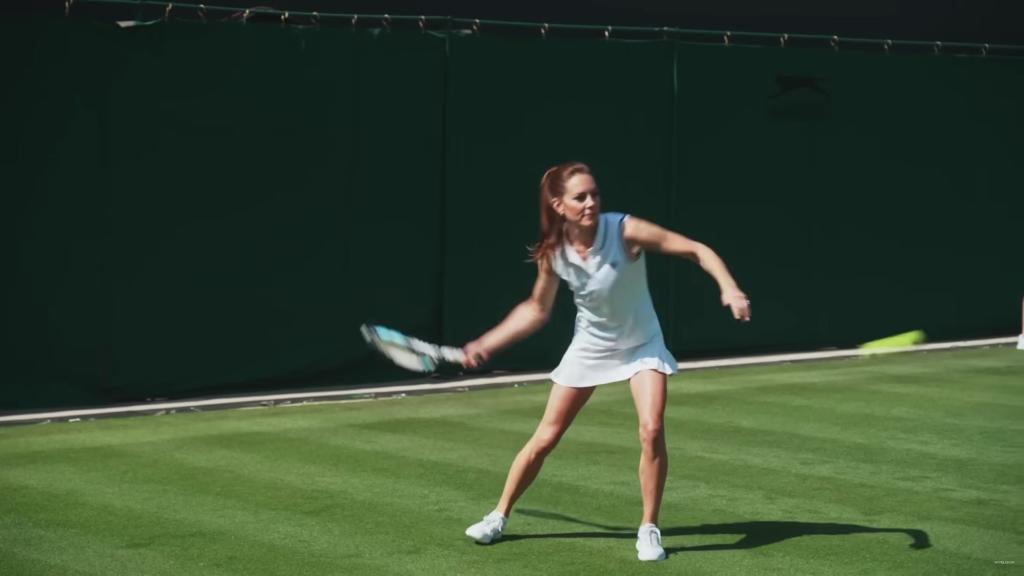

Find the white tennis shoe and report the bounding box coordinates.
[636,523,666,561]
[465,511,507,544]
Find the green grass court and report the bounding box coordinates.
[1,347,1021,575]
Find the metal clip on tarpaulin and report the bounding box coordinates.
[604,26,612,40]
[883,39,892,53]
[418,16,426,32]
[830,35,839,51]
[64,0,74,16]
[780,33,788,47]
[351,14,358,28]
[982,43,989,56]
[540,23,548,39]
[472,19,480,35]
[198,4,207,22]
[164,3,172,20]
[382,14,391,30]
[280,11,289,26]
[723,31,731,46]
[933,41,942,55]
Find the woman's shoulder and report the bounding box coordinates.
[546,242,567,273]
[602,211,629,225]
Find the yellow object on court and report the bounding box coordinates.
[859,330,927,350]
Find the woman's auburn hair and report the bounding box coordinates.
[528,161,592,264]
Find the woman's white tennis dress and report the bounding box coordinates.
[549,212,678,387]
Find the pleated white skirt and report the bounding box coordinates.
[550,335,678,388]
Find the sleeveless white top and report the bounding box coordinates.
[549,212,678,387]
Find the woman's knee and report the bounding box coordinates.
[529,424,565,457]
[638,420,664,447]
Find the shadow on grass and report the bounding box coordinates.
[502,509,931,555]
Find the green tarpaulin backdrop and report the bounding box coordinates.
[3,16,1022,410]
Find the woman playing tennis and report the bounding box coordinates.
[462,161,751,561]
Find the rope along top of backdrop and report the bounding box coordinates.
[67,0,1024,58]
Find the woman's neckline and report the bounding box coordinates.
[564,214,603,262]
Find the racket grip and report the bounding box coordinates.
[438,346,466,364]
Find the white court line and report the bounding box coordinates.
[0,335,1017,425]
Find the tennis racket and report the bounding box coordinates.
[360,324,467,373]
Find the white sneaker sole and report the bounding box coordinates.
[466,529,502,544]
[636,542,666,561]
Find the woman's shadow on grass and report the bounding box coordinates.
[501,509,931,555]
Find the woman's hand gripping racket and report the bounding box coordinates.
[360,324,467,373]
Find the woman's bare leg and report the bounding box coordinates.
[629,370,668,526]
[495,383,595,516]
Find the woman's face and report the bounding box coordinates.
[554,173,601,228]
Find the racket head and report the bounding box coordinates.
[360,324,438,373]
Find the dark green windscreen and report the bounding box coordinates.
[669,46,1024,354]
[3,15,1021,410]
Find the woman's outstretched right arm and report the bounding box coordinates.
[463,259,559,368]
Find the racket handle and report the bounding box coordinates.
[437,345,466,364]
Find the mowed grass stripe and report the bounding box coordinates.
[670,438,1018,524]
[0,463,414,576]
[669,446,1022,534]
[0,521,242,576]
[0,544,106,576]
[4,429,499,525]
[670,409,1022,486]
[668,433,1019,532]
[684,372,1024,420]
[663,395,1022,464]
[0,390,549,457]
[0,482,306,576]
[675,348,1022,394]
[847,370,1024,408]
[674,383,1024,432]
[263,423,652,515]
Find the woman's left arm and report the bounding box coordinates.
[623,216,751,322]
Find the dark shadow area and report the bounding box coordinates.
[509,509,931,555]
